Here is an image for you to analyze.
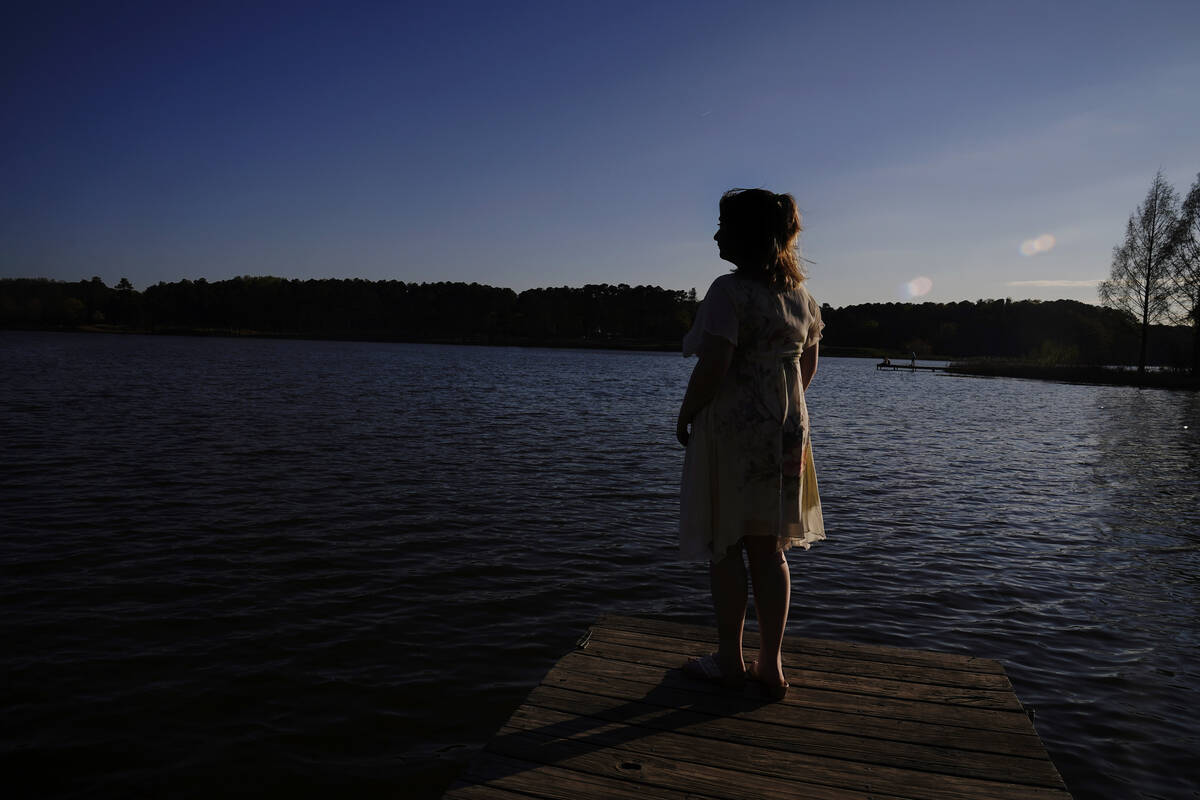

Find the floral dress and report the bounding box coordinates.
[679,273,825,562]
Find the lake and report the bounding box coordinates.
[2,331,1198,799]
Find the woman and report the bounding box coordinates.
[677,188,825,701]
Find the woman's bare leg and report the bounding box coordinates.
[745,536,790,687]
[709,544,748,678]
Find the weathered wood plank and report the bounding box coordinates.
[500,703,1072,800]
[527,662,1047,758]
[547,652,1035,733]
[585,626,1014,691]
[454,751,697,800]
[489,726,917,800]
[520,684,1066,787]
[598,614,1006,675]
[575,636,1022,709]
[442,782,554,800]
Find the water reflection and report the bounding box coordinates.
[1,333,1197,799]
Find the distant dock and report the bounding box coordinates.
[877,362,944,372]
[443,614,1072,799]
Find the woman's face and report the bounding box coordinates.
[714,215,747,264]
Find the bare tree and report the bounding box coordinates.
[1162,172,1200,374]
[1099,171,1179,374]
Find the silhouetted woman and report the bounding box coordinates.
[677,188,825,700]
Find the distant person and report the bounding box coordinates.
[910,351,916,367]
[883,357,891,366]
[676,188,825,701]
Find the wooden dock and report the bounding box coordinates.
[443,615,1072,800]
[877,363,944,372]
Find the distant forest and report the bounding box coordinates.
[1,275,1193,366]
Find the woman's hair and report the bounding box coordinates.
[719,188,805,290]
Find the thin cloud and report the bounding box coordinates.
[1006,279,1101,287]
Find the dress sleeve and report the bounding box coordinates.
[803,290,824,351]
[682,277,738,356]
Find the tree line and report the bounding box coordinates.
[822,297,1191,366]
[2,274,1192,366]
[0,277,693,348]
[1100,170,1200,375]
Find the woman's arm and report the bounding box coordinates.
[800,340,819,392]
[676,332,734,446]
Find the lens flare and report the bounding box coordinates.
[905,276,933,298]
[1020,234,1056,256]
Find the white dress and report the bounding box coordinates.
[679,273,825,562]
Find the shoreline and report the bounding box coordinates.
[944,361,1199,390]
[8,325,1197,387]
[7,325,917,357]
[8,323,684,352]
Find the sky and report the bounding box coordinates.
[3,0,1198,307]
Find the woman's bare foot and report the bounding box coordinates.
[747,659,789,701]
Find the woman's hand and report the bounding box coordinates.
[676,333,733,449]
[800,340,819,392]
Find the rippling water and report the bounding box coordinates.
[2,332,1198,799]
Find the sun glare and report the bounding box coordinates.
[904,276,933,298]
[1019,234,1056,256]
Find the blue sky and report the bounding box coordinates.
[3,0,1198,306]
